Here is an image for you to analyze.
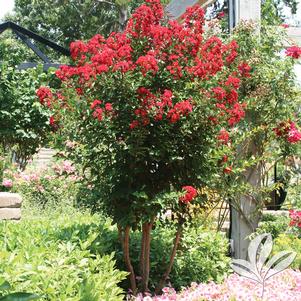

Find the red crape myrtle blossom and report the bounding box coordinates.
[179,186,198,204]
[238,62,252,77]
[274,121,301,144]
[217,128,230,144]
[36,86,52,107]
[52,0,246,132]
[285,45,301,59]
[289,210,301,228]
[223,166,233,174]
[44,0,250,196]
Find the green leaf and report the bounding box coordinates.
[0,293,40,301]
[0,282,11,292]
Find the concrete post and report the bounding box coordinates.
[236,0,261,23]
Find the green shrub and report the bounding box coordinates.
[251,213,290,239]
[89,224,230,291]
[161,228,230,289]
[273,234,301,270]
[0,211,127,301]
[0,201,230,297]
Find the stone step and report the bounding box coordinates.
[31,148,56,168]
[0,193,22,208]
[0,208,21,220]
[263,210,289,217]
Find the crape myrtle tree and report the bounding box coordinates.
[37,0,248,294]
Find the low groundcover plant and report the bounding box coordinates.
[133,269,301,301]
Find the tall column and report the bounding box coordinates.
[236,0,261,23]
[230,0,262,260]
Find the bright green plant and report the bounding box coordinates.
[250,213,290,239]
[0,64,54,169]
[0,33,58,169]
[0,280,40,301]
[273,233,301,270]
[0,211,127,301]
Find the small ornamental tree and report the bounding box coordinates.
[37,0,249,294]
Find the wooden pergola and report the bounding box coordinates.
[0,21,70,70]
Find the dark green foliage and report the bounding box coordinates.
[89,221,230,291]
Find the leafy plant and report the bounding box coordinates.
[0,281,39,301]
[0,61,54,169]
[273,233,301,270]
[250,213,290,239]
[0,211,127,301]
[91,224,230,291]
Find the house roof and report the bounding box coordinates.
[166,0,215,19]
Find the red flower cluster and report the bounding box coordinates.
[218,12,225,19]
[167,100,193,123]
[129,88,193,128]
[274,121,301,144]
[285,46,301,59]
[90,99,113,122]
[51,0,246,134]
[223,166,232,174]
[136,54,158,76]
[49,116,56,127]
[238,63,252,77]
[179,186,198,204]
[288,122,301,143]
[289,210,301,228]
[217,128,230,144]
[36,86,52,107]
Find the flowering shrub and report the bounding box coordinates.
[288,210,301,238]
[0,161,18,192]
[209,21,301,239]
[133,269,301,301]
[12,160,80,208]
[41,0,249,294]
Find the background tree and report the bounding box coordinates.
[5,0,170,49]
[0,35,55,169]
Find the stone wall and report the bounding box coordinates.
[0,192,22,220]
